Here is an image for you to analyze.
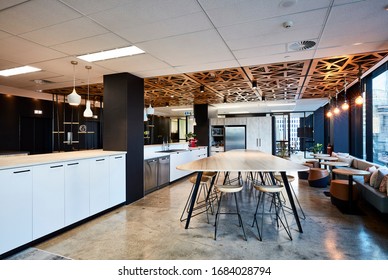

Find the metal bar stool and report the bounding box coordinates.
[273,174,306,220]
[214,184,247,241]
[180,173,214,223]
[251,184,292,241]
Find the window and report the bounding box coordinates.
[371,69,388,165]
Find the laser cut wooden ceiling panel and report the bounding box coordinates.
[44,50,388,107]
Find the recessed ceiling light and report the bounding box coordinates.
[77,46,145,62]
[0,66,41,77]
[353,42,363,46]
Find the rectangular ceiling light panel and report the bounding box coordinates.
[0,66,41,77]
[77,46,145,62]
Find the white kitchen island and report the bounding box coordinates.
[0,150,126,256]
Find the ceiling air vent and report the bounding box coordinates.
[288,40,316,51]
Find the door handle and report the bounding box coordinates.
[50,165,63,169]
[259,138,262,147]
[67,162,79,166]
[256,138,258,147]
[13,169,30,174]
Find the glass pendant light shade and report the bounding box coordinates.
[326,111,333,117]
[341,101,349,110]
[333,107,340,115]
[83,100,93,117]
[68,61,81,106]
[355,95,364,105]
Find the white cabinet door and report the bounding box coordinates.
[64,160,90,226]
[0,168,33,255]
[258,116,272,153]
[169,152,192,181]
[89,157,110,215]
[33,163,65,239]
[109,154,126,207]
[246,117,260,150]
[246,116,272,153]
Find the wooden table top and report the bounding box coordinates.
[311,153,330,157]
[332,168,370,176]
[177,149,309,172]
[320,161,350,167]
[315,156,338,161]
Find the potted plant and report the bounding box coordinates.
[312,143,323,154]
[186,132,197,147]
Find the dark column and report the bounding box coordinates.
[103,73,144,204]
[193,104,209,148]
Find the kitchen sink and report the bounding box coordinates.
[155,149,188,153]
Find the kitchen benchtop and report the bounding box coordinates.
[0,149,126,171]
[144,146,207,160]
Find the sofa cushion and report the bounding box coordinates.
[375,168,388,190]
[370,169,379,188]
[337,155,354,166]
[352,158,379,170]
[379,175,388,194]
[364,165,377,183]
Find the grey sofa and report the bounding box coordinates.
[334,153,388,214]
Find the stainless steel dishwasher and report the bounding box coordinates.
[144,158,158,194]
[157,156,170,188]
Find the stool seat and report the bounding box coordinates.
[273,174,295,183]
[330,179,357,201]
[189,175,211,184]
[308,168,329,188]
[254,184,283,193]
[215,184,243,193]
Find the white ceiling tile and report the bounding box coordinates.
[0,0,81,35]
[233,44,287,60]
[173,60,240,74]
[20,17,109,46]
[60,0,131,15]
[51,33,129,56]
[94,54,173,73]
[199,0,332,27]
[0,36,66,64]
[137,29,235,67]
[90,0,202,32]
[116,12,213,43]
[129,68,181,79]
[237,50,315,67]
[0,0,28,11]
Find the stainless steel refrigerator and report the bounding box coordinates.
[224,126,246,151]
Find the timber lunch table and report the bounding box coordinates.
[177,149,309,232]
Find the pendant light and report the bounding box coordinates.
[355,64,364,105]
[146,104,154,115]
[67,61,81,106]
[83,65,93,117]
[341,78,349,110]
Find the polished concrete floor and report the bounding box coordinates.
[15,170,387,260]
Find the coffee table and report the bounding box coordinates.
[332,168,369,214]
